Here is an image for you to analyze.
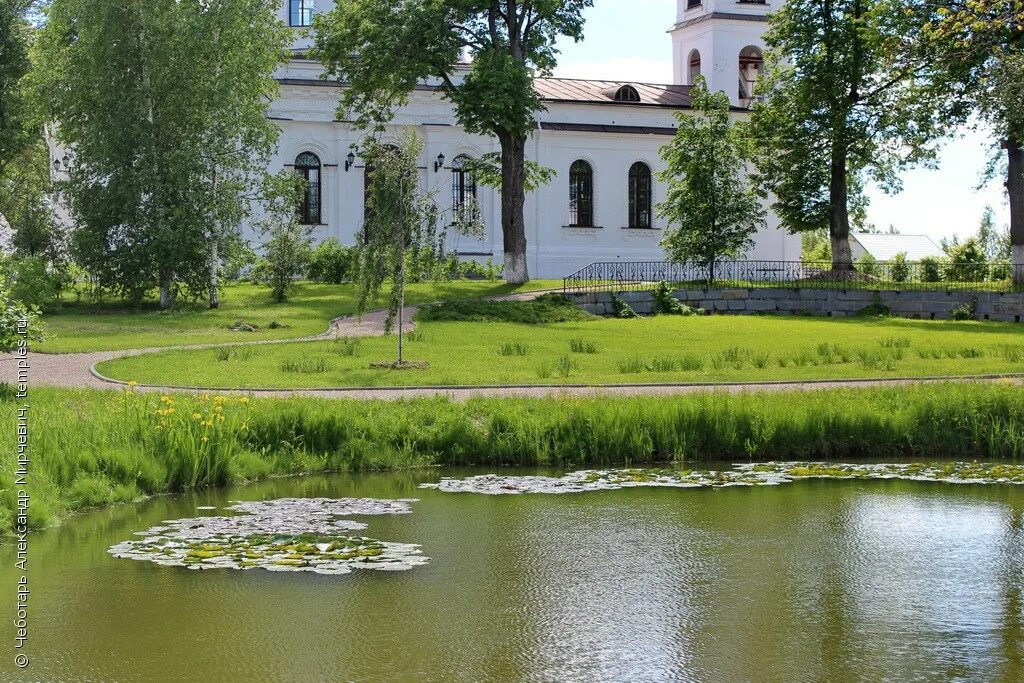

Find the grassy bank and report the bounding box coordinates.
[98,314,1024,388]
[4,383,1024,532]
[38,280,560,353]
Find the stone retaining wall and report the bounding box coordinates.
[567,288,1024,323]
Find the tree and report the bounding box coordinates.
[253,172,310,303]
[185,0,290,309]
[977,204,1011,260]
[32,0,288,308]
[752,0,959,271]
[0,136,62,261]
[0,0,33,173]
[312,0,592,285]
[657,78,764,282]
[355,132,480,366]
[925,1,1024,282]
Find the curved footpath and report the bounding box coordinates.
[3,289,1022,400]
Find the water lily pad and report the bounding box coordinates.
[109,497,428,576]
[421,462,1024,495]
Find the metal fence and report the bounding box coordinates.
[562,260,1024,294]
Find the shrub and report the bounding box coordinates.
[679,355,704,371]
[944,238,988,282]
[648,357,678,373]
[617,357,646,374]
[653,282,685,315]
[1,255,61,310]
[920,256,942,283]
[949,299,977,321]
[610,294,639,319]
[990,259,1012,282]
[255,219,313,303]
[890,252,909,283]
[306,238,357,284]
[554,355,577,379]
[417,293,595,324]
[856,253,880,277]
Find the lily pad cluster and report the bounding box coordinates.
[421,462,1024,495]
[109,497,428,575]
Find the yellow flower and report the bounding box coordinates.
[128,381,138,387]
[192,412,202,420]
[239,397,250,405]
[201,436,209,443]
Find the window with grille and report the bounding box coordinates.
[628,162,652,229]
[294,152,321,225]
[569,160,594,227]
[451,155,477,222]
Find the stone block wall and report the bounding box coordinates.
[566,288,1024,323]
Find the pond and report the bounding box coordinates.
[3,467,1024,681]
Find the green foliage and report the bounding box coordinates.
[306,238,357,284]
[856,253,880,277]
[33,0,290,307]
[944,237,989,282]
[253,176,313,303]
[417,293,594,325]
[498,340,529,357]
[460,153,556,193]
[801,231,832,263]
[752,0,957,269]
[354,132,467,342]
[890,252,910,283]
[11,383,1024,529]
[568,338,598,354]
[659,78,764,279]
[312,0,593,284]
[0,254,60,309]
[920,256,943,283]
[0,270,43,353]
[0,137,62,261]
[611,294,638,319]
[0,0,33,174]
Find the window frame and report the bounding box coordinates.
[627,162,653,229]
[294,151,321,225]
[289,0,315,28]
[450,155,478,222]
[568,160,595,228]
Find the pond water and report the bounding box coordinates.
[3,468,1024,682]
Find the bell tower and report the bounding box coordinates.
[669,0,771,107]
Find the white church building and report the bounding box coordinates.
[271,0,799,279]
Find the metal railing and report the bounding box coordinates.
[562,260,1024,294]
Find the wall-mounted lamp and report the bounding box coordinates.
[53,155,70,174]
[344,151,356,172]
[434,153,445,173]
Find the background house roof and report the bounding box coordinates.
[533,78,694,108]
[851,233,946,261]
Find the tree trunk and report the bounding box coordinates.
[209,239,220,309]
[1007,138,1024,286]
[829,142,854,271]
[159,269,174,310]
[497,130,529,284]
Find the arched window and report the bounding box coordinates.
[614,85,641,102]
[569,160,594,227]
[688,50,702,85]
[739,46,764,99]
[294,152,321,225]
[451,155,477,220]
[628,162,652,229]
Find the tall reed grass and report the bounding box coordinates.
[5,383,1024,533]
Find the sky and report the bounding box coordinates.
[551,0,1010,243]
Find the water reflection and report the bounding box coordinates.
[2,473,1024,681]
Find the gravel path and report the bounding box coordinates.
[3,289,1022,400]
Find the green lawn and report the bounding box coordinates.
[97,314,1024,388]
[38,280,561,353]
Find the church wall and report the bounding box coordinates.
[261,81,800,280]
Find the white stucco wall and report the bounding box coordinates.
[265,62,799,280]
